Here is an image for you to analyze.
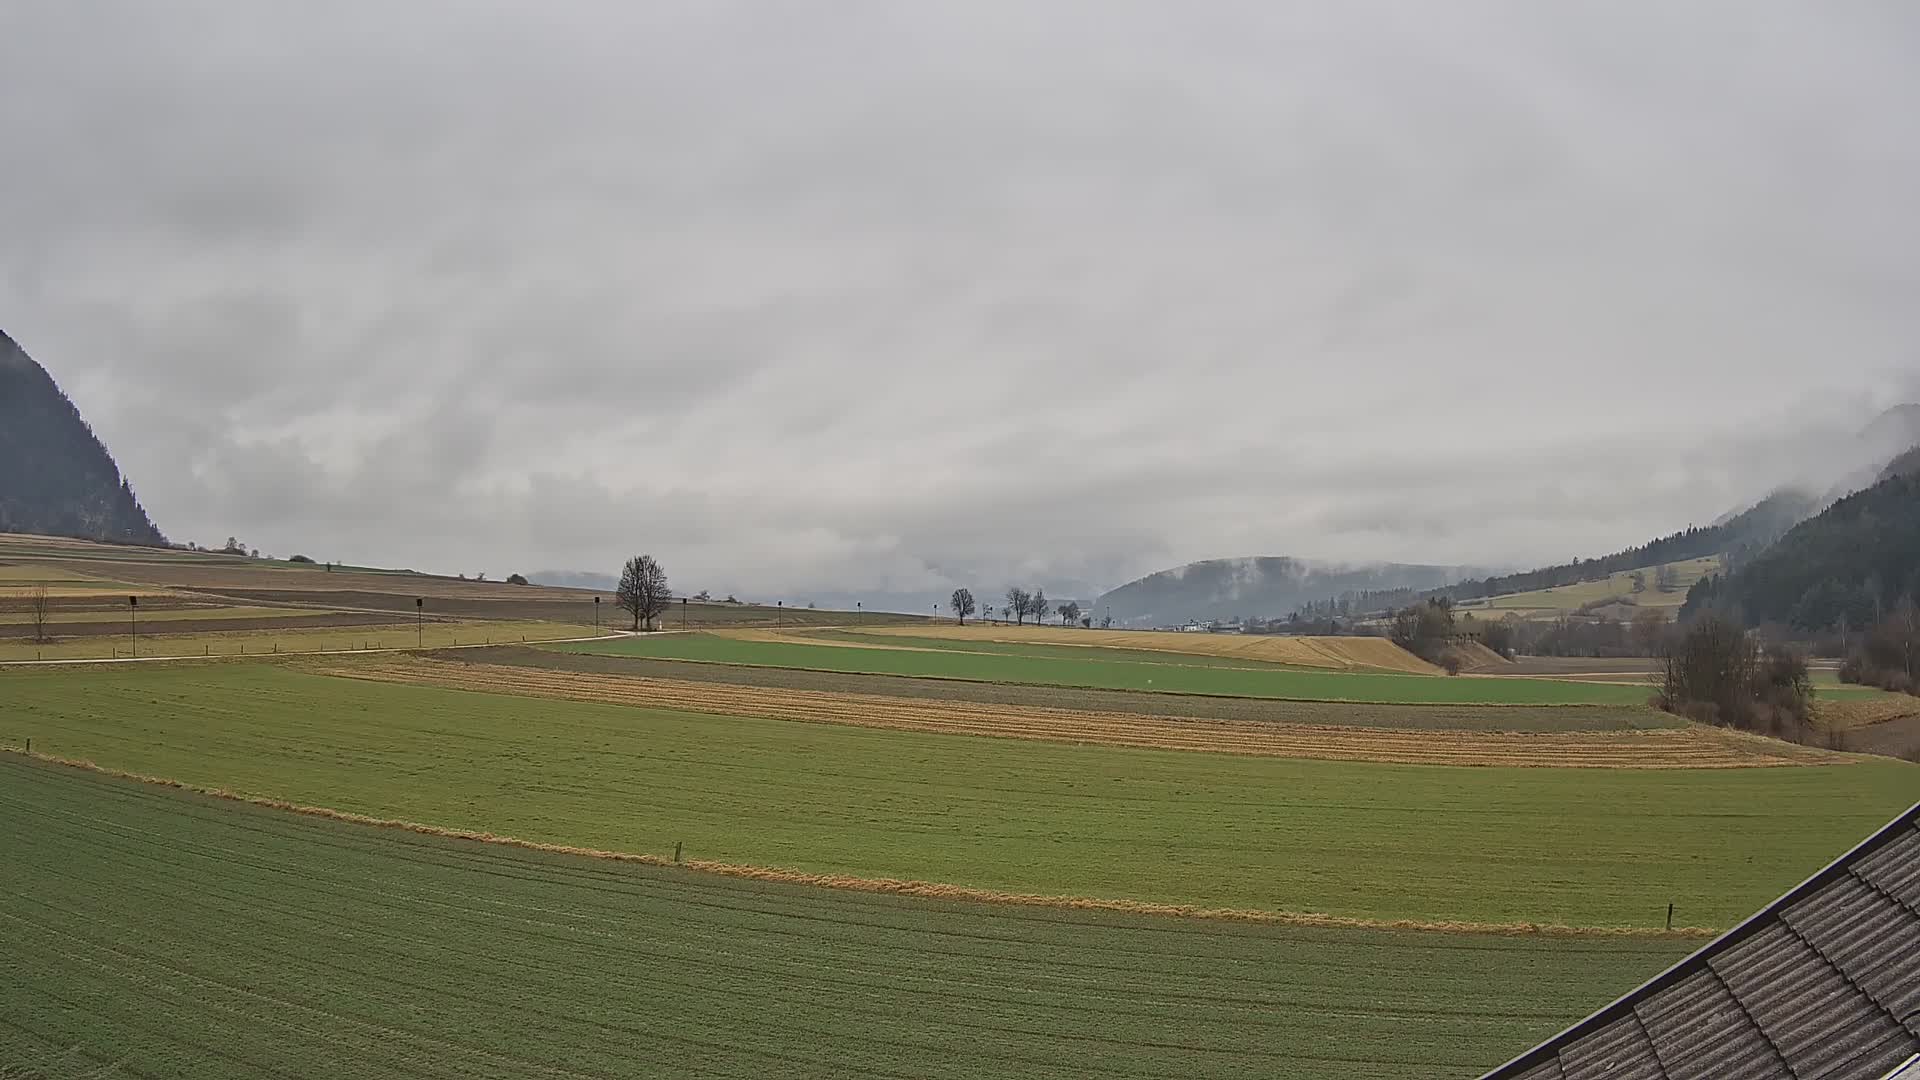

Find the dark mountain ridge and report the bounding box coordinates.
[0,329,165,545]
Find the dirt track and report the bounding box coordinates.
[305,655,1840,768]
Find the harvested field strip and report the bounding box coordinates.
[0,606,358,629]
[0,756,1691,1079]
[855,624,1442,673]
[7,663,1914,928]
[459,644,1682,731]
[556,633,1656,704]
[314,655,1832,768]
[1819,694,1920,731]
[0,618,594,662]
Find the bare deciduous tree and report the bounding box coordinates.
[1005,587,1030,626]
[950,588,977,625]
[1030,588,1049,626]
[1058,600,1082,626]
[616,554,671,631]
[26,584,51,643]
[1630,608,1670,656]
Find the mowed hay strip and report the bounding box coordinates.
[1818,694,1920,731]
[854,624,1443,674]
[307,656,1840,768]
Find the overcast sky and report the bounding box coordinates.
[3,2,1916,604]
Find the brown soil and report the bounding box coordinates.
[304,654,1840,768]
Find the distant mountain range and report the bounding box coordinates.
[1687,462,1920,630]
[1098,405,1920,627]
[527,570,619,592]
[1094,557,1488,627]
[0,329,164,546]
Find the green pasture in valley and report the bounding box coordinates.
[801,628,1316,669]
[0,756,1689,1080]
[553,632,1657,705]
[5,662,1913,929]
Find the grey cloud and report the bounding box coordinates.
[2,1,1916,609]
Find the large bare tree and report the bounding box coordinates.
[1029,588,1049,626]
[616,554,671,631]
[1005,587,1030,626]
[27,584,50,643]
[950,588,976,625]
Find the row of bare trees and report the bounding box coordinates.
[944,587,1084,627]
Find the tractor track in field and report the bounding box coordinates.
[299,655,1841,769]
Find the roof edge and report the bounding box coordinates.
[1482,800,1920,1079]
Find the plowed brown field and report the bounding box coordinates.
[306,656,1838,768]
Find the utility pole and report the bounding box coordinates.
[594,596,601,631]
[777,600,782,628]
[682,596,689,629]
[129,595,139,658]
[416,597,424,648]
[857,601,862,625]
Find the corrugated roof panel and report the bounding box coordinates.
[1482,804,1920,1080]
[1635,970,1789,1079]
[1557,1013,1665,1080]
[1715,923,1908,1078]
[1509,1060,1565,1080]
[1856,827,1920,904]
[1829,1036,1920,1080]
[1786,876,1920,1026]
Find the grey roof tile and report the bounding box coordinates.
[1634,970,1788,1079]
[1713,922,1899,1078]
[1557,1013,1664,1080]
[1483,803,1920,1080]
[1856,827,1920,904]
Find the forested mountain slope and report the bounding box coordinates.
[0,329,165,545]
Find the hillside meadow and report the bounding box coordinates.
[0,756,1692,1080]
[4,661,1912,929]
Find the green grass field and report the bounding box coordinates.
[6,662,1912,929]
[0,756,1691,1080]
[469,645,1683,731]
[553,633,1659,705]
[802,628,1317,669]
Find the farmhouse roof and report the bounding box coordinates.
[1483,802,1920,1080]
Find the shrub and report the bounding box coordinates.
[1657,615,1812,736]
[506,573,529,586]
[288,554,314,564]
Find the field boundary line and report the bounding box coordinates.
[0,748,1719,940]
